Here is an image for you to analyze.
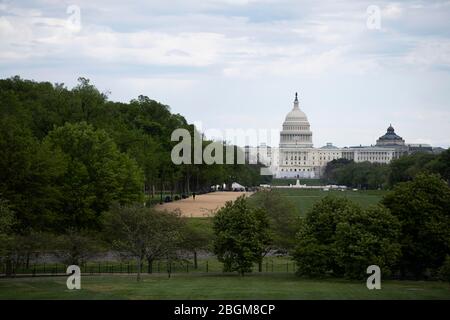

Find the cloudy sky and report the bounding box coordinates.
[1,0,450,148]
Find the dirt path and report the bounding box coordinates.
[154,191,252,217]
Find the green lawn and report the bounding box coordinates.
[272,189,387,215]
[0,274,448,300]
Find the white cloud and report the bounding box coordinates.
[1,0,449,147]
[382,3,403,19]
[405,39,450,68]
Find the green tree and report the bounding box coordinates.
[293,196,401,279]
[388,152,436,187]
[250,189,301,267]
[102,204,183,281]
[181,221,213,269]
[438,255,450,282]
[6,231,53,269]
[335,205,401,279]
[382,173,450,278]
[293,196,354,277]
[45,122,144,231]
[213,196,271,276]
[426,149,450,184]
[324,159,389,189]
[0,117,67,231]
[53,229,105,265]
[0,199,16,276]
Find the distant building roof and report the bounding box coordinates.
[407,143,432,147]
[320,142,339,149]
[377,125,404,142]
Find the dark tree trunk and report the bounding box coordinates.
[147,258,153,274]
[136,257,142,282]
[5,259,13,277]
[193,251,198,269]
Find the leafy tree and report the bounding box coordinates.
[335,205,401,279]
[0,199,16,243]
[438,255,450,282]
[382,173,450,278]
[72,77,108,123]
[0,117,67,231]
[213,196,271,276]
[426,149,450,184]
[293,196,354,277]
[250,189,301,259]
[45,122,144,231]
[7,231,53,269]
[142,209,184,275]
[53,229,105,265]
[323,158,352,184]
[102,204,183,281]
[180,221,214,269]
[388,152,436,187]
[0,199,16,275]
[324,159,389,189]
[293,196,401,279]
[293,220,334,277]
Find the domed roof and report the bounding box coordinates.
[376,124,405,147]
[279,92,314,148]
[285,108,308,122]
[378,124,403,141]
[284,92,308,123]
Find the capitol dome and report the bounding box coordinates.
[284,105,308,122]
[284,93,308,123]
[279,92,313,148]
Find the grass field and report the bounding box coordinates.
[272,189,387,215]
[1,274,449,300]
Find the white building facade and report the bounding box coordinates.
[274,93,409,178]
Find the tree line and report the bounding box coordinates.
[323,150,450,189]
[212,174,450,280]
[0,76,268,274]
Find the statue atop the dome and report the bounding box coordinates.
[294,92,298,102]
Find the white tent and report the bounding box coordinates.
[231,182,245,191]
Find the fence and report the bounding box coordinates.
[0,259,297,277]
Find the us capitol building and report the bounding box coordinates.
[245,93,435,179]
